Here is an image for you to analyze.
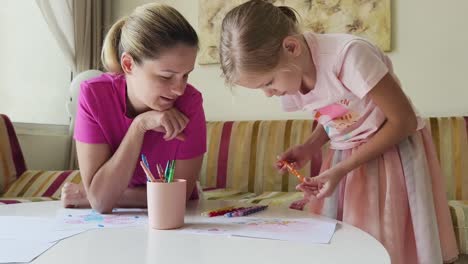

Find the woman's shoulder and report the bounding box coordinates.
[175,83,204,115]
[179,83,203,104]
[79,73,125,102]
[81,73,124,94]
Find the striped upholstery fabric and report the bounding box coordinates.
[0,114,26,195]
[200,120,322,204]
[201,120,315,193]
[426,117,468,254]
[3,170,81,200]
[449,200,468,254]
[426,117,468,200]
[0,197,58,205]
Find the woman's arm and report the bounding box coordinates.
[76,120,146,213]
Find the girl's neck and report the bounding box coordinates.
[299,35,316,94]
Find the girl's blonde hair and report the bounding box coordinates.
[220,0,299,85]
[102,3,198,73]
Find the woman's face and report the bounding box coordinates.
[125,44,197,113]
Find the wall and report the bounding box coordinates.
[0,0,71,125]
[2,0,467,170]
[113,0,468,120]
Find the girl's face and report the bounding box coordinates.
[123,44,197,113]
[235,35,314,97]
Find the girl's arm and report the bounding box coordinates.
[304,123,330,148]
[173,155,204,200]
[336,73,418,175]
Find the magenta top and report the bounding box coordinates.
[74,73,206,187]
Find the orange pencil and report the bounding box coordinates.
[140,161,157,182]
[278,160,305,182]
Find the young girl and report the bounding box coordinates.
[219,1,458,263]
[60,3,206,213]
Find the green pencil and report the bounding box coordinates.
[168,160,176,183]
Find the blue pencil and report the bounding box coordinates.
[141,154,150,169]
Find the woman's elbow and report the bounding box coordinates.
[88,192,114,214]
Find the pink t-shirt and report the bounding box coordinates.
[74,73,207,187]
[281,32,424,150]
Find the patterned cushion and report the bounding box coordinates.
[0,114,26,194]
[200,120,321,194]
[3,170,81,199]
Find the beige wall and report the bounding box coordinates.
[4,0,468,170]
[0,0,71,125]
[113,0,468,120]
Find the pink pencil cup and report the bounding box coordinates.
[147,179,186,230]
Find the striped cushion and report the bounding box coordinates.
[0,114,26,195]
[202,188,304,207]
[449,200,468,254]
[0,197,58,205]
[426,117,468,200]
[200,120,321,195]
[3,170,81,199]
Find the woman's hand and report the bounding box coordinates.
[61,182,90,208]
[135,108,189,141]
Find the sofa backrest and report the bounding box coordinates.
[200,120,320,194]
[427,117,468,200]
[201,117,468,199]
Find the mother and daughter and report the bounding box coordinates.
[61,1,458,263]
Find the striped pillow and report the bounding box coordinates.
[426,117,468,200]
[3,170,81,199]
[0,114,26,195]
[200,120,321,195]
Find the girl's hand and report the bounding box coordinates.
[135,108,189,141]
[61,182,90,208]
[276,142,317,173]
[296,167,346,200]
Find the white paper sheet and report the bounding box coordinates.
[180,217,337,244]
[0,239,57,263]
[0,217,86,242]
[55,208,148,230]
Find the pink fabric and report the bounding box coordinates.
[74,73,207,187]
[281,33,458,262]
[300,128,458,263]
[281,32,424,150]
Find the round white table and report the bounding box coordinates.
[0,200,390,264]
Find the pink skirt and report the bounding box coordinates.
[303,127,459,263]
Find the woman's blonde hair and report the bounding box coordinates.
[102,3,198,73]
[220,0,300,85]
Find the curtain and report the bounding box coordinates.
[36,0,112,169]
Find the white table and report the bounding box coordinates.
[0,200,390,264]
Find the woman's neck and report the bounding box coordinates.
[125,81,148,118]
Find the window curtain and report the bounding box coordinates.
[36,0,112,169]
